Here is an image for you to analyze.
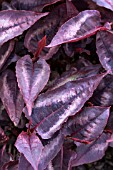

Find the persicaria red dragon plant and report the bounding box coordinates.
[1,0,113,170]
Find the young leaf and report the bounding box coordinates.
[16,55,50,116]
[71,133,110,167]
[24,3,67,54]
[64,106,110,142]
[0,69,24,126]
[32,36,46,63]
[96,30,113,74]
[26,72,107,139]
[92,0,113,11]
[11,0,62,12]
[0,40,15,71]
[38,131,64,169]
[0,10,48,46]
[47,10,105,47]
[15,132,44,170]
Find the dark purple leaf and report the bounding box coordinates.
[38,131,64,170]
[0,69,24,126]
[66,0,79,18]
[64,106,110,142]
[96,30,113,74]
[15,132,44,170]
[48,64,101,91]
[2,160,18,170]
[92,0,113,11]
[53,146,75,170]
[11,0,62,12]
[0,10,48,46]
[25,72,107,139]
[75,57,94,70]
[70,133,110,167]
[106,112,113,132]
[16,55,50,116]
[0,127,8,146]
[90,74,113,106]
[107,134,113,147]
[41,46,60,61]
[18,154,33,170]
[47,10,105,47]
[0,148,11,169]
[2,1,13,10]
[0,53,20,73]
[0,40,15,71]
[24,3,68,55]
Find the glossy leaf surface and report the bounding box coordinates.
[15,132,43,170]
[49,64,101,91]
[64,106,110,142]
[96,31,113,74]
[47,10,103,47]
[0,69,24,126]
[0,10,48,46]
[71,133,110,167]
[91,74,113,106]
[16,55,50,116]
[11,0,62,11]
[0,40,15,71]
[18,154,34,170]
[0,53,20,73]
[38,131,64,169]
[92,0,113,11]
[27,72,107,139]
[24,3,67,54]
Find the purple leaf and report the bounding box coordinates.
[0,10,48,46]
[11,0,62,12]
[92,0,113,11]
[0,127,8,145]
[2,1,13,10]
[26,72,107,139]
[96,30,113,74]
[16,55,50,116]
[66,0,79,18]
[15,132,44,170]
[2,161,18,170]
[18,154,33,170]
[38,131,64,169]
[0,53,20,73]
[64,106,110,142]
[71,133,110,167]
[0,69,24,126]
[0,148,11,169]
[0,40,15,71]
[24,3,68,55]
[106,112,113,132]
[47,10,105,47]
[48,64,101,91]
[53,147,75,170]
[90,74,113,106]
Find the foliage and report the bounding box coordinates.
[0,0,113,170]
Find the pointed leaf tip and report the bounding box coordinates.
[16,55,50,116]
